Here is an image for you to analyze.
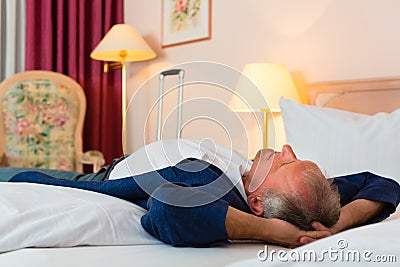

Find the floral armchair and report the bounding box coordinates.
[0,71,105,173]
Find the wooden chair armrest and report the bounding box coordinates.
[80,150,105,173]
[0,153,6,167]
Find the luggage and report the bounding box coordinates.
[157,69,185,141]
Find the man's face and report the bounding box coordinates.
[243,145,318,216]
[244,144,323,215]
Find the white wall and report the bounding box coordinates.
[124,0,400,154]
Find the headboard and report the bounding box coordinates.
[307,77,400,114]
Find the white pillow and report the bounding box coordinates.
[0,183,161,252]
[280,98,400,182]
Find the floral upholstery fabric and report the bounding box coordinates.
[2,79,79,170]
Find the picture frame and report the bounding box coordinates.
[162,0,212,48]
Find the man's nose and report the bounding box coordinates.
[281,145,297,160]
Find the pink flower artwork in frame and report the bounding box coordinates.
[162,0,211,48]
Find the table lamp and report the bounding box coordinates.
[229,63,300,147]
[90,24,156,152]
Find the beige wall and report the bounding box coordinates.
[124,0,400,154]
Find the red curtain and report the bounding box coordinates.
[25,0,124,165]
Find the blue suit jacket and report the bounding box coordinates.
[9,159,400,247]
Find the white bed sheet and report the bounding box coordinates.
[0,242,286,267]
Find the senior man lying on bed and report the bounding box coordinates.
[3,139,400,248]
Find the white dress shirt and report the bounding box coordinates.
[109,139,253,202]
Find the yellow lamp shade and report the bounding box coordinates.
[90,24,156,62]
[230,63,300,111]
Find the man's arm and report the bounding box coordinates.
[335,172,400,223]
[225,206,331,247]
[141,183,231,247]
[141,183,330,247]
[306,173,400,239]
[310,199,390,235]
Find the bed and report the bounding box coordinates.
[1,77,399,266]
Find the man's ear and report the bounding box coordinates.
[247,194,264,216]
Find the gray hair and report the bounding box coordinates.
[262,166,341,230]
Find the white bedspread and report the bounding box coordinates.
[0,182,288,267]
[0,183,161,253]
[1,180,398,266]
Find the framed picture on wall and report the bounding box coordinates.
[162,0,212,48]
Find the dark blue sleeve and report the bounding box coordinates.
[9,168,178,209]
[334,172,400,223]
[140,183,230,247]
